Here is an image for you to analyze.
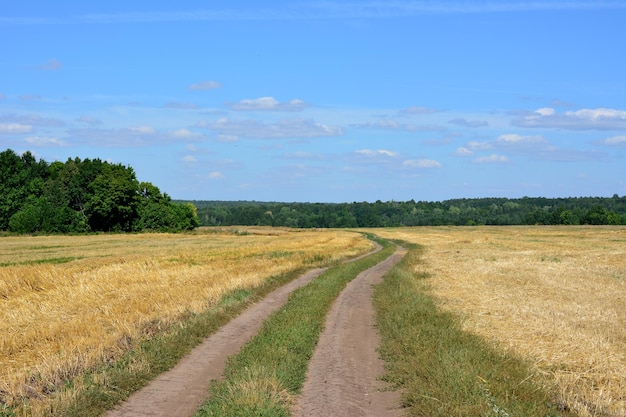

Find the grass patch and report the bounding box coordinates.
[0,257,81,267]
[373,241,577,417]
[26,245,67,250]
[195,236,395,417]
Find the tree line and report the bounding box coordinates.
[186,196,626,228]
[1,149,199,234]
[3,148,624,233]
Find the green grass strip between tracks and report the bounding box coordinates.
[195,235,395,417]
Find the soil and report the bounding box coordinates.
[105,243,404,417]
[292,246,406,417]
[105,266,329,417]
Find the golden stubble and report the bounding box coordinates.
[0,227,371,406]
[373,226,626,417]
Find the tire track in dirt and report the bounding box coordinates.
[105,268,328,417]
[105,243,381,417]
[292,245,407,417]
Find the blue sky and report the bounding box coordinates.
[1,1,625,203]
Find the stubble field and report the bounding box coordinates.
[0,227,372,415]
[372,226,626,417]
[2,226,625,416]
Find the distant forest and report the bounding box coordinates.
[3,148,625,234]
[186,196,626,228]
[1,149,199,234]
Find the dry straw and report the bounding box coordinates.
[375,226,626,417]
[0,227,371,411]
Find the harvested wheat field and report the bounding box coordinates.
[0,227,372,414]
[373,226,626,417]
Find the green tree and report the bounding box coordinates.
[556,208,578,225]
[0,149,48,229]
[135,182,199,231]
[1,148,201,234]
[172,203,200,230]
[86,163,139,231]
[8,201,42,234]
[582,206,609,225]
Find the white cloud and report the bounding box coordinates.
[467,134,602,162]
[282,151,320,160]
[473,154,509,164]
[182,155,197,163]
[0,123,33,134]
[129,126,155,134]
[76,115,102,126]
[0,113,65,127]
[356,149,399,157]
[19,95,43,101]
[448,118,489,128]
[466,134,546,154]
[462,134,597,161]
[347,149,412,175]
[67,126,207,147]
[423,137,453,146]
[204,117,343,139]
[76,9,290,24]
[213,158,240,170]
[535,107,555,116]
[527,135,600,160]
[370,119,399,129]
[598,135,626,147]
[303,1,626,17]
[6,2,626,26]
[496,134,545,145]
[172,128,197,138]
[208,171,224,179]
[188,80,221,91]
[398,106,439,116]
[226,97,309,112]
[466,141,492,151]
[217,134,239,142]
[24,136,66,146]
[32,58,62,71]
[512,107,626,130]
[355,119,447,132]
[403,159,442,168]
[165,101,198,109]
[544,149,603,162]
[454,147,473,156]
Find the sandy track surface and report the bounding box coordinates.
[292,246,407,417]
[105,267,329,417]
[105,243,383,417]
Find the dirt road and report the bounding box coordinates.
[105,267,329,417]
[105,243,403,417]
[292,246,407,417]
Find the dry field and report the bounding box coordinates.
[373,226,626,417]
[0,227,372,411]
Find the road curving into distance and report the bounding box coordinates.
[292,245,406,417]
[106,238,405,417]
